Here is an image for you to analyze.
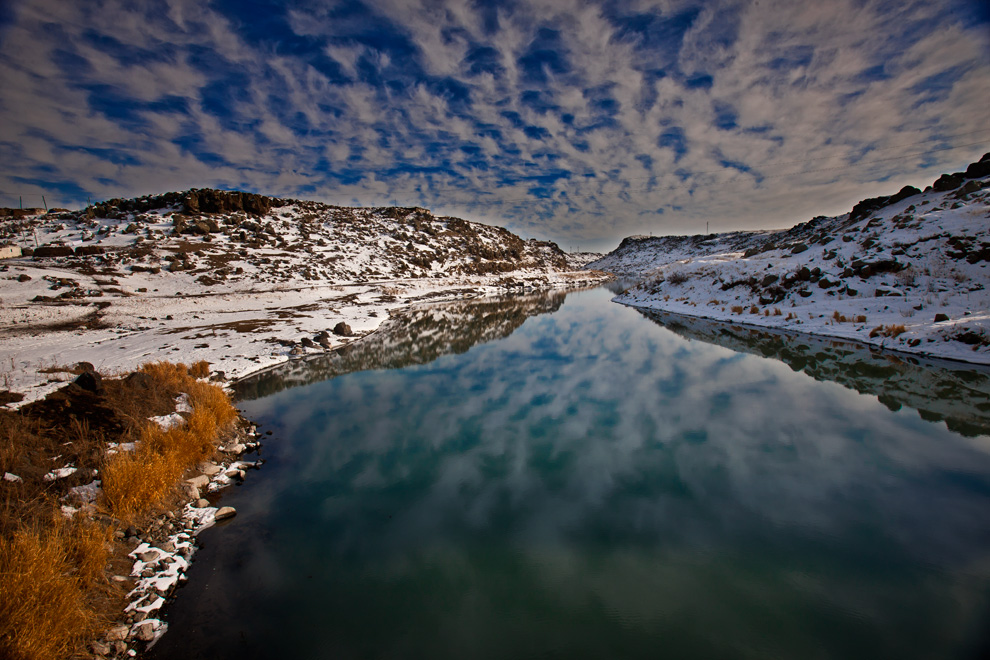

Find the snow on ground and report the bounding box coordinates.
[605,162,990,365]
[0,192,605,405]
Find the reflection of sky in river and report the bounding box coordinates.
[163,288,990,660]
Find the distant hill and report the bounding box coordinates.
[0,189,588,288]
[592,153,990,364]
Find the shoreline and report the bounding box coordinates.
[22,276,601,658]
[620,299,990,371]
[1,270,608,409]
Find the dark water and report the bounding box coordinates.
[151,288,990,660]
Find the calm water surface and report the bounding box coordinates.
[151,288,990,660]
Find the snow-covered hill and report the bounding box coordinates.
[599,154,990,364]
[0,191,605,403]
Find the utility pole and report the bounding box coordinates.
[42,195,48,212]
[19,196,22,210]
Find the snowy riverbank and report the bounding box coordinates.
[602,156,990,365]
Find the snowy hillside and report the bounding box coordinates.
[0,190,605,403]
[604,154,990,364]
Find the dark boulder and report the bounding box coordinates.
[965,153,990,179]
[74,370,103,394]
[182,189,284,216]
[332,322,353,336]
[74,245,105,256]
[888,185,921,205]
[933,172,965,192]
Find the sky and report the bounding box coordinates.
[0,0,988,251]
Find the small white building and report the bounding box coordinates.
[0,245,22,259]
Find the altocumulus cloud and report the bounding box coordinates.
[0,0,988,250]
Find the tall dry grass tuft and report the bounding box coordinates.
[102,362,237,520]
[0,516,110,660]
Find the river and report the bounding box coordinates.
[149,287,990,660]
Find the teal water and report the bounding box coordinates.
[151,288,990,660]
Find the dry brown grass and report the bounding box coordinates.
[0,515,111,660]
[102,362,236,520]
[1,361,238,657]
[731,305,744,314]
[869,324,908,338]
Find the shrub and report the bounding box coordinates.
[869,324,908,338]
[188,360,211,379]
[667,271,689,285]
[102,364,236,520]
[731,305,744,314]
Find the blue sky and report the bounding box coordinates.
[0,0,988,251]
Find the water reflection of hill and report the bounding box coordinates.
[234,292,567,401]
[638,309,990,438]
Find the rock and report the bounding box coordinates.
[186,474,210,489]
[16,273,30,282]
[790,243,808,254]
[161,541,176,553]
[126,525,139,537]
[183,484,200,500]
[934,313,950,323]
[290,346,305,356]
[196,498,210,508]
[965,154,990,179]
[134,622,156,642]
[888,185,921,205]
[317,336,332,349]
[137,550,158,562]
[333,321,353,336]
[73,370,103,393]
[760,274,779,287]
[796,266,811,281]
[113,641,127,654]
[215,506,237,521]
[198,462,222,476]
[106,625,129,641]
[222,443,245,454]
[301,337,316,348]
[74,245,105,256]
[932,172,965,192]
[124,371,153,391]
[953,180,982,198]
[91,640,111,656]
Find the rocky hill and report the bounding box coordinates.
[595,154,990,364]
[1,189,582,287]
[0,191,605,404]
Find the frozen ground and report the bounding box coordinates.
[593,157,990,365]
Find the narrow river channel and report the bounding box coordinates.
[150,287,990,660]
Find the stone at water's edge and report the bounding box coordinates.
[215,506,236,521]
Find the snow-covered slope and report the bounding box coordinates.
[601,154,990,365]
[0,191,605,404]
